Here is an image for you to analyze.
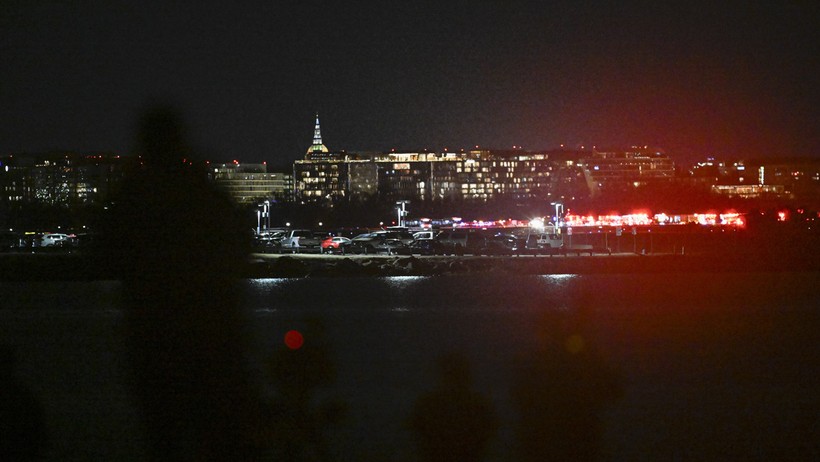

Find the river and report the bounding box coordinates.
[2,272,818,460]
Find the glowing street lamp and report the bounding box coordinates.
[550,202,564,226]
[395,200,410,228]
[257,200,271,235]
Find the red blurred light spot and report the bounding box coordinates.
[284,330,304,350]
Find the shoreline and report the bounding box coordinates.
[2,250,818,281]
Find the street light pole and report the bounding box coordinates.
[395,200,409,228]
[263,200,270,231]
[550,202,564,226]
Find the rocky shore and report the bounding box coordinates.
[3,250,817,281]
[245,251,819,278]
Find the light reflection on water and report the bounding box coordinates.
[538,273,577,283]
[253,308,278,315]
[244,273,583,316]
[384,275,426,286]
[246,277,289,290]
[384,276,425,313]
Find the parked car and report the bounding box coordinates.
[520,231,564,255]
[407,239,445,255]
[435,230,489,255]
[253,231,285,252]
[279,229,322,253]
[39,233,70,247]
[434,230,468,255]
[372,229,415,245]
[342,233,408,255]
[480,233,522,256]
[320,236,351,254]
[412,230,438,241]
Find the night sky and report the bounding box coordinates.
[2,1,818,168]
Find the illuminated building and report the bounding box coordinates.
[294,146,590,204]
[753,157,820,203]
[376,153,433,202]
[0,155,33,204]
[374,151,459,202]
[0,152,135,207]
[293,152,352,203]
[292,119,681,206]
[347,159,379,201]
[579,147,675,193]
[211,162,293,204]
[455,148,589,201]
[293,114,361,204]
[711,184,785,198]
[1,152,297,211]
[702,157,820,203]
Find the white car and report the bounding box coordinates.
[413,230,438,241]
[39,233,70,247]
[279,229,322,253]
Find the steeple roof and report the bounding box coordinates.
[307,113,329,155]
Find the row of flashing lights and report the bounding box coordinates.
[562,213,745,227]
[565,213,653,227]
[415,213,747,229]
[452,219,530,229]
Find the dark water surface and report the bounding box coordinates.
[2,272,819,460]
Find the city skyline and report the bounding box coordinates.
[2,2,818,166]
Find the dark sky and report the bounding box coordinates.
[2,1,818,167]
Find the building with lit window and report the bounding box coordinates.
[755,157,820,193]
[579,147,675,193]
[290,116,684,206]
[293,114,353,203]
[294,155,348,203]
[211,162,293,205]
[711,184,786,198]
[294,146,592,205]
[348,159,379,200]
[707,157,820,204]
[0,155,34,204]
[0,152,136,207]
[454,149,586,201]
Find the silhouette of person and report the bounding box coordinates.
[102,105,263,461]
[408,352,498,462]
[0,344,48,461]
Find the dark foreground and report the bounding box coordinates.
[2,272,819,461]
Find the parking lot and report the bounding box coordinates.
[252,226,617,257]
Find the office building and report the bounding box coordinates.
[211,162,293,205]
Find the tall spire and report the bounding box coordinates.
[307,112,329,155]
[313,113,323,146]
